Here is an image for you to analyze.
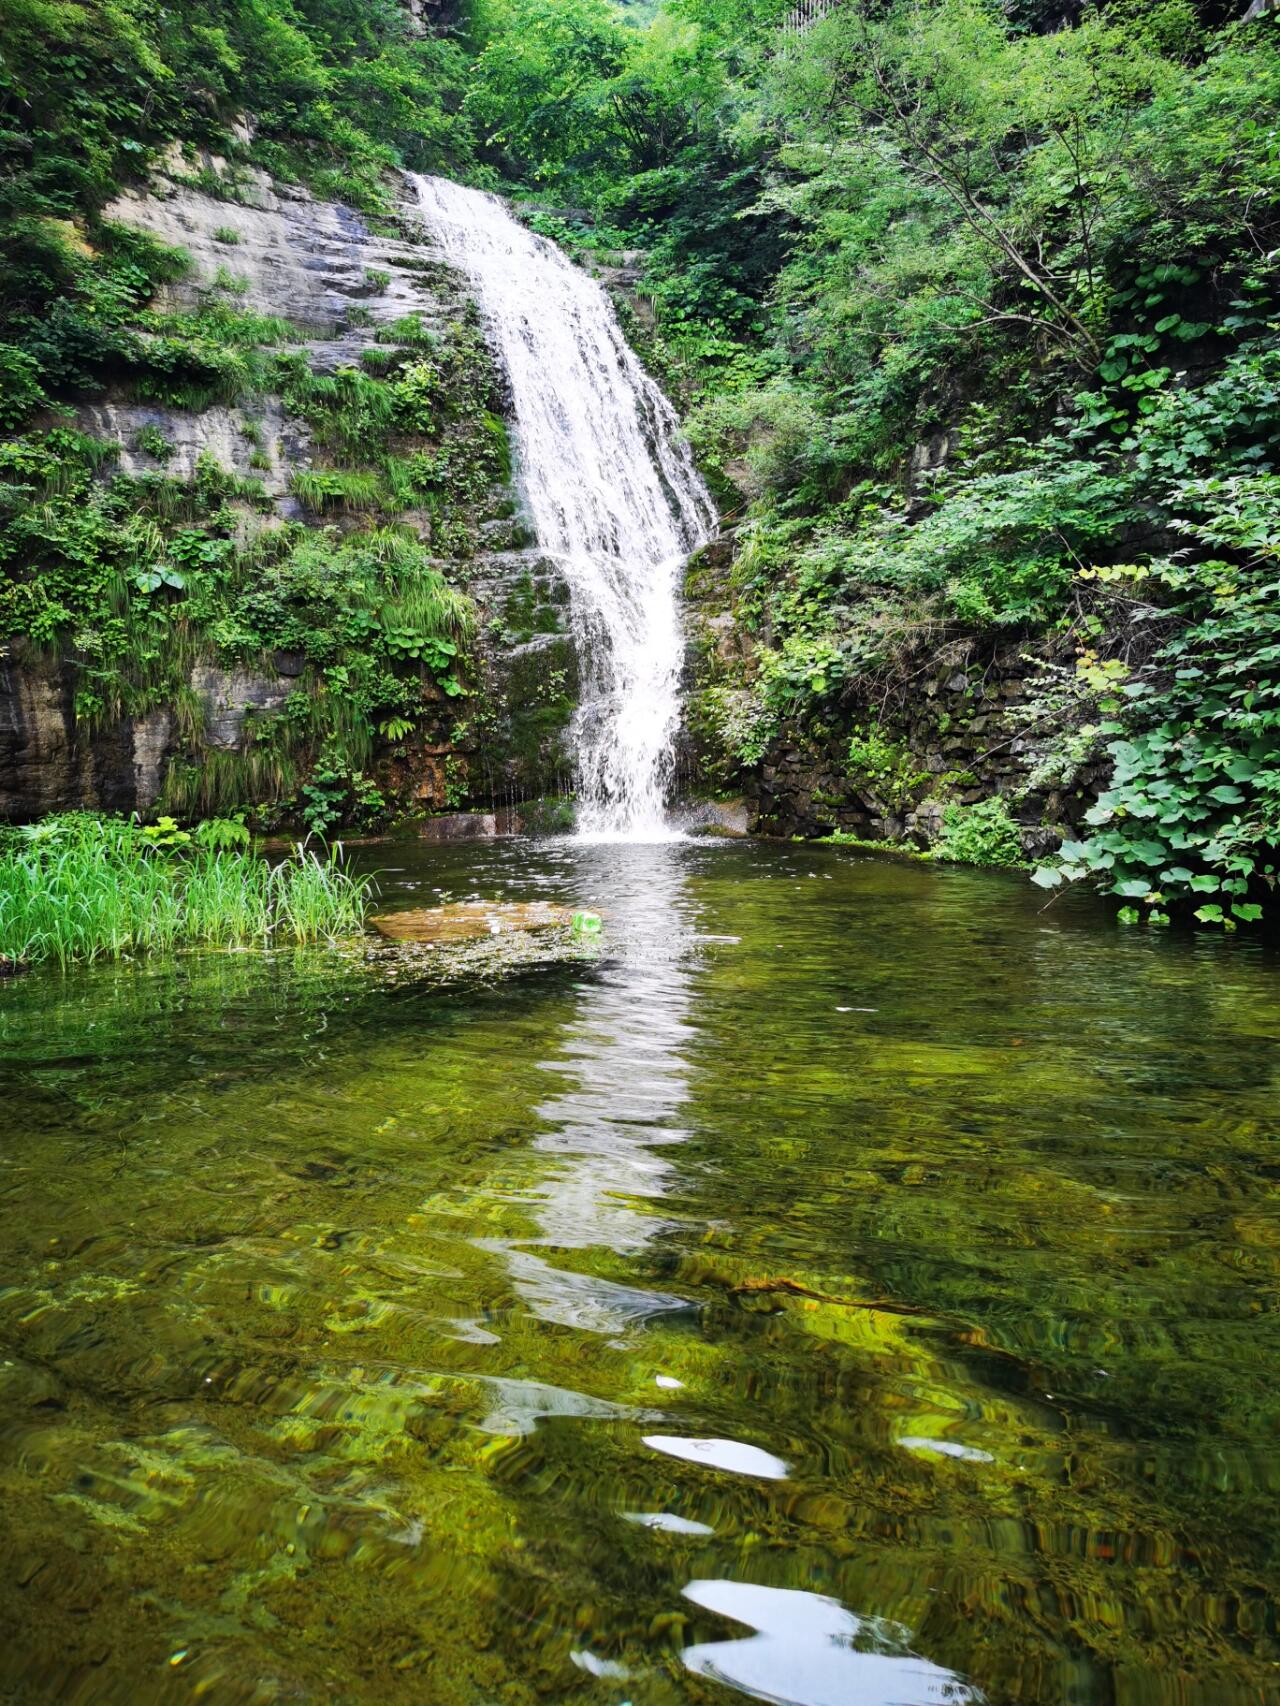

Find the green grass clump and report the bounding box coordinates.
[358,527,474,639]
[360,345,400,374]
[290,467,384,513]
[143,302,303,349]
[282,365,399,457]
[813,832,930,859]
[160,748,301,820]
[374,314,438,351]
[0,814,371,969]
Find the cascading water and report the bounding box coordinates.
[411,174,716,840]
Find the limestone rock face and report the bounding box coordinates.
[76,399,302,499]
[0,644,149,819]
[102,170,444,337]
[190,666,295,750]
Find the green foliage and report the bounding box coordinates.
[0,0,509,837]
[161,745,299,821]
[0,422,477,825]
[193,814,252,850]
[274,328,507,529]
[691,684,777,776]
[1034,475,1280,923]
[512,0,1280,919]
[0,217,190,416]
[299,758,387,836]
[142,301,302,350]
[0,0,484,510]
[4,0,1277,912]
[933,797,1024,868]
[138,813,190,849]
[0,0,506,833]
[0,813,370,967]
[134,424,174,463]
[0,347,49,427]
[443,752,469,807]
[0,0,478,233]
[845,724,930,811]
[466,0,636,186]
[291,467,384,514]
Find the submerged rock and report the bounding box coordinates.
[359,899,601,989]
[370,900,570,944]
[358,907,598,990]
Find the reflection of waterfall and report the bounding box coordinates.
[411,174,716,840]
[497,847,697,1334]
[681,1581,982,1706]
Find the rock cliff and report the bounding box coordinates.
[1,155,578,827]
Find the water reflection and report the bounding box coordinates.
[644,1434,790,1479]
[496,843,700,1333]
[681,1580,982,1706]
[622,1510,715,1535]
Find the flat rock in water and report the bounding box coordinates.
[370,901,570,944]
[416,812,498,843]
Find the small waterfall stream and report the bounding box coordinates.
[411,174,716,840]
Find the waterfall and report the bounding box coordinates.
[410,174,716,841]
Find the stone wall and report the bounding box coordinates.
[750,636,1098,856]
[680,538,1102,853]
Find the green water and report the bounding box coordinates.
[2,838,1279,1706]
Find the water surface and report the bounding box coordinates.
[1,838,1278,1704]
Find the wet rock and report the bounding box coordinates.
[126,712,170,813]
[75,399,301,498]
[416,812,498,842]
[676,797,750,837]
[191,665,294,749]
[1021,825,1064,858]
[0,641,139,821]
[101,174,456,336]
[370,900,570,943]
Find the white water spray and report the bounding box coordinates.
[411,174,716,840]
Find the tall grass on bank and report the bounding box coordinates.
[0,815,371,969]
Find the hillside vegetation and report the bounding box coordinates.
[3,0,1280,921]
